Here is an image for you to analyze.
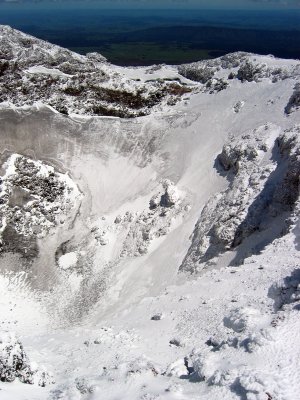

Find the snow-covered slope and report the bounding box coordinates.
[0,26,300,400]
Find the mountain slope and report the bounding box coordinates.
[0,26,300,400]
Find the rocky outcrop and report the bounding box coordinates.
[91,180,187,258]
[0,154,81,257]
[285,83,300,114]
[120,181,185,257]
[0,332,33,384]
[0,332,54,386]
[181,124,300,273]
[274,126,300,212]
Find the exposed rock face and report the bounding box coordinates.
[180,124,300,273]
[274,126,300,211]
[0,154,81,257]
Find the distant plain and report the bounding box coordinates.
[0,8,300,65]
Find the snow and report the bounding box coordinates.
[113,64,194,85]
[58,252,78,270]
[25,66,73,78]
[0,26,300,400]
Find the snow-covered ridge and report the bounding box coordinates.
[0,25,192,118]
[1,25,300,118]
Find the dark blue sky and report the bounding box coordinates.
[1,0,300,8]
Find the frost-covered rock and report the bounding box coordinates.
[150,180,180,209]
[0,332,33,383]
[285,83,300,114]
[274,126,300,209]
[243,329,274,353]
[205,78,228,93]
[165,359,188,377]
[180,125,274,270]
[149,193,161,210]
[218,134,263,172]
[192,355,276,400]
[269,268,300,310]
[192,353,217,381]
[181,124,300,272]
[151,313,163,321]
[206,332,239,351]
[75,377,96,394]
[209,368,239,387]
[120,181,185,257]
[0,332,54,386]
[223,307,264,333]
[0,154,81,257]
[208,366,275,400]
[160,179,180,208]
[169,337,185,347]
[234,370,275,400]
[86,52,108,63]
[233,100,245,113]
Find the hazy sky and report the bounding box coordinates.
[1,0,300,8]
